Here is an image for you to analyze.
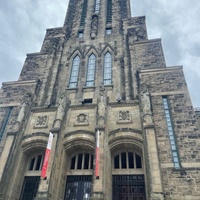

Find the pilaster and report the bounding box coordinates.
[140,83,165,200]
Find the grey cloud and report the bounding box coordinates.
[0,0,199,107]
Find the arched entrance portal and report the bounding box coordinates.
[63,132,95,200]
[110,135,146,200]
[112,151,145,200]
[64,152,94,200]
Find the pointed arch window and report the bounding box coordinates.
[94,0,100,13]
[86,54,96,87]
[103,52,112,85]
[69,55,81,88]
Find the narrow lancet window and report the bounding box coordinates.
[94,0,100,13]
[86,54,96,87]
[162,97,181,169]
[80,0,88,27]
[103,52,112,85]
[106,0,112,23]
[69,55,81,88]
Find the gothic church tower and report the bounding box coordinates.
[0,0,200,200]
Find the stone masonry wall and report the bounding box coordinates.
[129,39,166,70]
[19,54,49,81]
[162,168,200,199]
[195,111,200,129]
[140,67,200,199]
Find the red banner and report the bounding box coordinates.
[95,129,100,178]
[41,132,53,178]
[41,148,50,178]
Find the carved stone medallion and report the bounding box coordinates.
[74,113,89,126]
[34,115,48,128]
[117,111,131,123]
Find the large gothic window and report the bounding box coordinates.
[86,54,96,87]
[69,55,81,88]
[20,154,44,200]
[103,52,112,85]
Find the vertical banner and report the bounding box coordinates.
[95,129,100,178]
[41,132,53,178]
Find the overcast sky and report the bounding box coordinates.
[0,0,200,107]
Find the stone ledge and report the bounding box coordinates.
[2,79,38,87]
[139,65,183,74]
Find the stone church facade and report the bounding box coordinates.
[0,0,200,199]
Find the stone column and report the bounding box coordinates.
[91,85,106,200]
[140,84,165,200]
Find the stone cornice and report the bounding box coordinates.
[70,104,97,110]
[134,38,162,45]
[46,27,65,31]
[26,52,48,57]
[138,66,183,74]
[31,107,57,113]
[0,103,20,108]
[109,101,139,107]
[2,80,38,87]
